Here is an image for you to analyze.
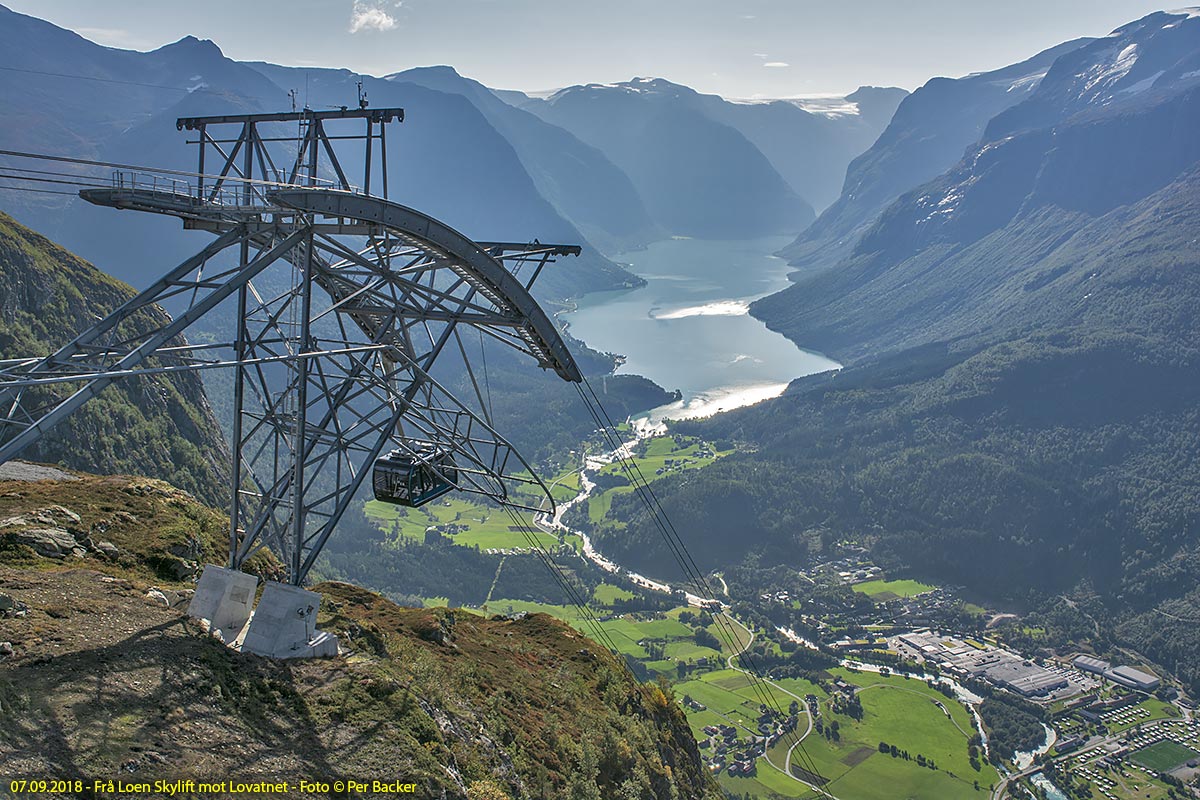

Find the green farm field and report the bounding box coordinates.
[773,669,995,799]
[482,598,731,674]
[851,578,935,601]
[586,434,726,524]
[364,496,567,552]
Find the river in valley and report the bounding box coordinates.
[563,236,839,424]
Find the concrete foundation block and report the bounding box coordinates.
[187,564,258,642]
[238,581,339,659]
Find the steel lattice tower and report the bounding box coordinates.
[0,105,582,587]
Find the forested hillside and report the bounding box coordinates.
[0,211,229,505]
[600,332,1200,692]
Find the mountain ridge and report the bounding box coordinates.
[522,77,816,238]
[381,65,662,254]
[0,5,638,302]
[752,10,1200,362]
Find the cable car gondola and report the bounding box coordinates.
[372,448,458,507]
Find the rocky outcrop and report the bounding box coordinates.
[0,502,134,562]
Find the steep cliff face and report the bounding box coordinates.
[0,470,721,800]
[0,211,229,506]
[777,37,1091,272]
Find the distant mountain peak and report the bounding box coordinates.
[549,77,696,101]
[1105,6,1200,38]
[150,35,224,59]
[845,85,904,99]
[386,64,463,81]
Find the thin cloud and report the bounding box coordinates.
[763,62,790,68]
[349,1,398,33]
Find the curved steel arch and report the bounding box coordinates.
[270,189,581,384]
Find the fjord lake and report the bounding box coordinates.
[564,236,839,423]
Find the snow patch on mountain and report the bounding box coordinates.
[1118,70,1166,94]
[1007,70,1048,93]
[1078,42,1140,100]
[789,96,861,117]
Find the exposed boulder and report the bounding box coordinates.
[0,592,27,618]
[144,588,169,607]
[95,541,120,559]
[7,527,81,558]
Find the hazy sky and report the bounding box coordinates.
[4,0,1178,97]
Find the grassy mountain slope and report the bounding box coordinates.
[0,211,229,506]
[0,469,721,800]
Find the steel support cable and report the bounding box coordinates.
[574,383,832,794]
[496,483,614,651]
[581,400,832,799]
[574,378,832,795]
[501,505,617,652]
[0,174,113,190]
[0,174,106,189]
[573,382,721,610]
[0,147,342,192]
[497,502,622,655]
[0,343,393,389]
[578,377,831,794]
[569,384,734,629]
[572,383,764,680]
[0,183,79,196]
[0,64,277,100]
[479,329,494,423]
[565,383,814,744]
[0,165,121,185]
